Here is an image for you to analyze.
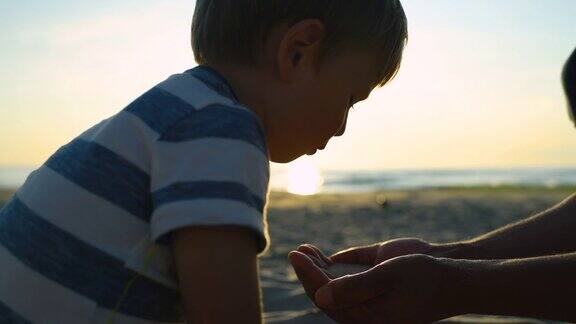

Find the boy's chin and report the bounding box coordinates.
[269,150,308,163]
[270,155,299,164]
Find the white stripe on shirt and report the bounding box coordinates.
[17,166,147,262]
[79,112,158,173]
[0,243,97,324]
[16,166,177,287]
[151,137,268,195]
[150,198,267,244]
[157,73,233,110]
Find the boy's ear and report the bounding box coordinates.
[277,19,325,83]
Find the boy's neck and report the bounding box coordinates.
[207,63,271,131]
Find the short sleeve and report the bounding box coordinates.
[149,104,270,253]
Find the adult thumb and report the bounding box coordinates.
[315,265,391,310]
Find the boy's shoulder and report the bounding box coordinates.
[121,66,266,154]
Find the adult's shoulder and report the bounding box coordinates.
[563,47,576,85]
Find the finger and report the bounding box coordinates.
[330,244,380,265]
[288,251,331,303]
[304,244,333,266]
[296,245,325,268]
[287,252,355,322]
[334,304,377,324]
[297,245,328,268]
[430,245,460,259]
[315,263,393,310]
[313,304,374,324]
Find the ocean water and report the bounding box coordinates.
[2,166,575,193]
[313,167,576,192]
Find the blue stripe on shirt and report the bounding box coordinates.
[45,138,151,222]
[158,104,267,155]
[0,197,183,322]
[124,86,196,134]
[0,300,32,324]
[152,181,265,212]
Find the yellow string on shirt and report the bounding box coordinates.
[105,245,157,324]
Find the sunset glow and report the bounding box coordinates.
[286,158,324,196]
[1,1,576,170]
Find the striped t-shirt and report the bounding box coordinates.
[0,66,270,323]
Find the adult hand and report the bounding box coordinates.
[288,250,373,323]
[330,238,456,266]
[290,250,461,324]
[289,240,442,303]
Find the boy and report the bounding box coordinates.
[0,0,407,322]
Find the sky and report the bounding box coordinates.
[1,0,576,172]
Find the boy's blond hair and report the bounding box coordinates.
[191,0,408,86]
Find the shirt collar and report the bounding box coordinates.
[185,65,240,103]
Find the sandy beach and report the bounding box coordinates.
[261,188,573,324]
[1,187,573,323]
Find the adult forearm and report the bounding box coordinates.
[444,252,576,322]
[438,193,576,260]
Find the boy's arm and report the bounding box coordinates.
[442,193,576,260]
[172,226,262,324]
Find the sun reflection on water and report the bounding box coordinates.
[285,157,324,195]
